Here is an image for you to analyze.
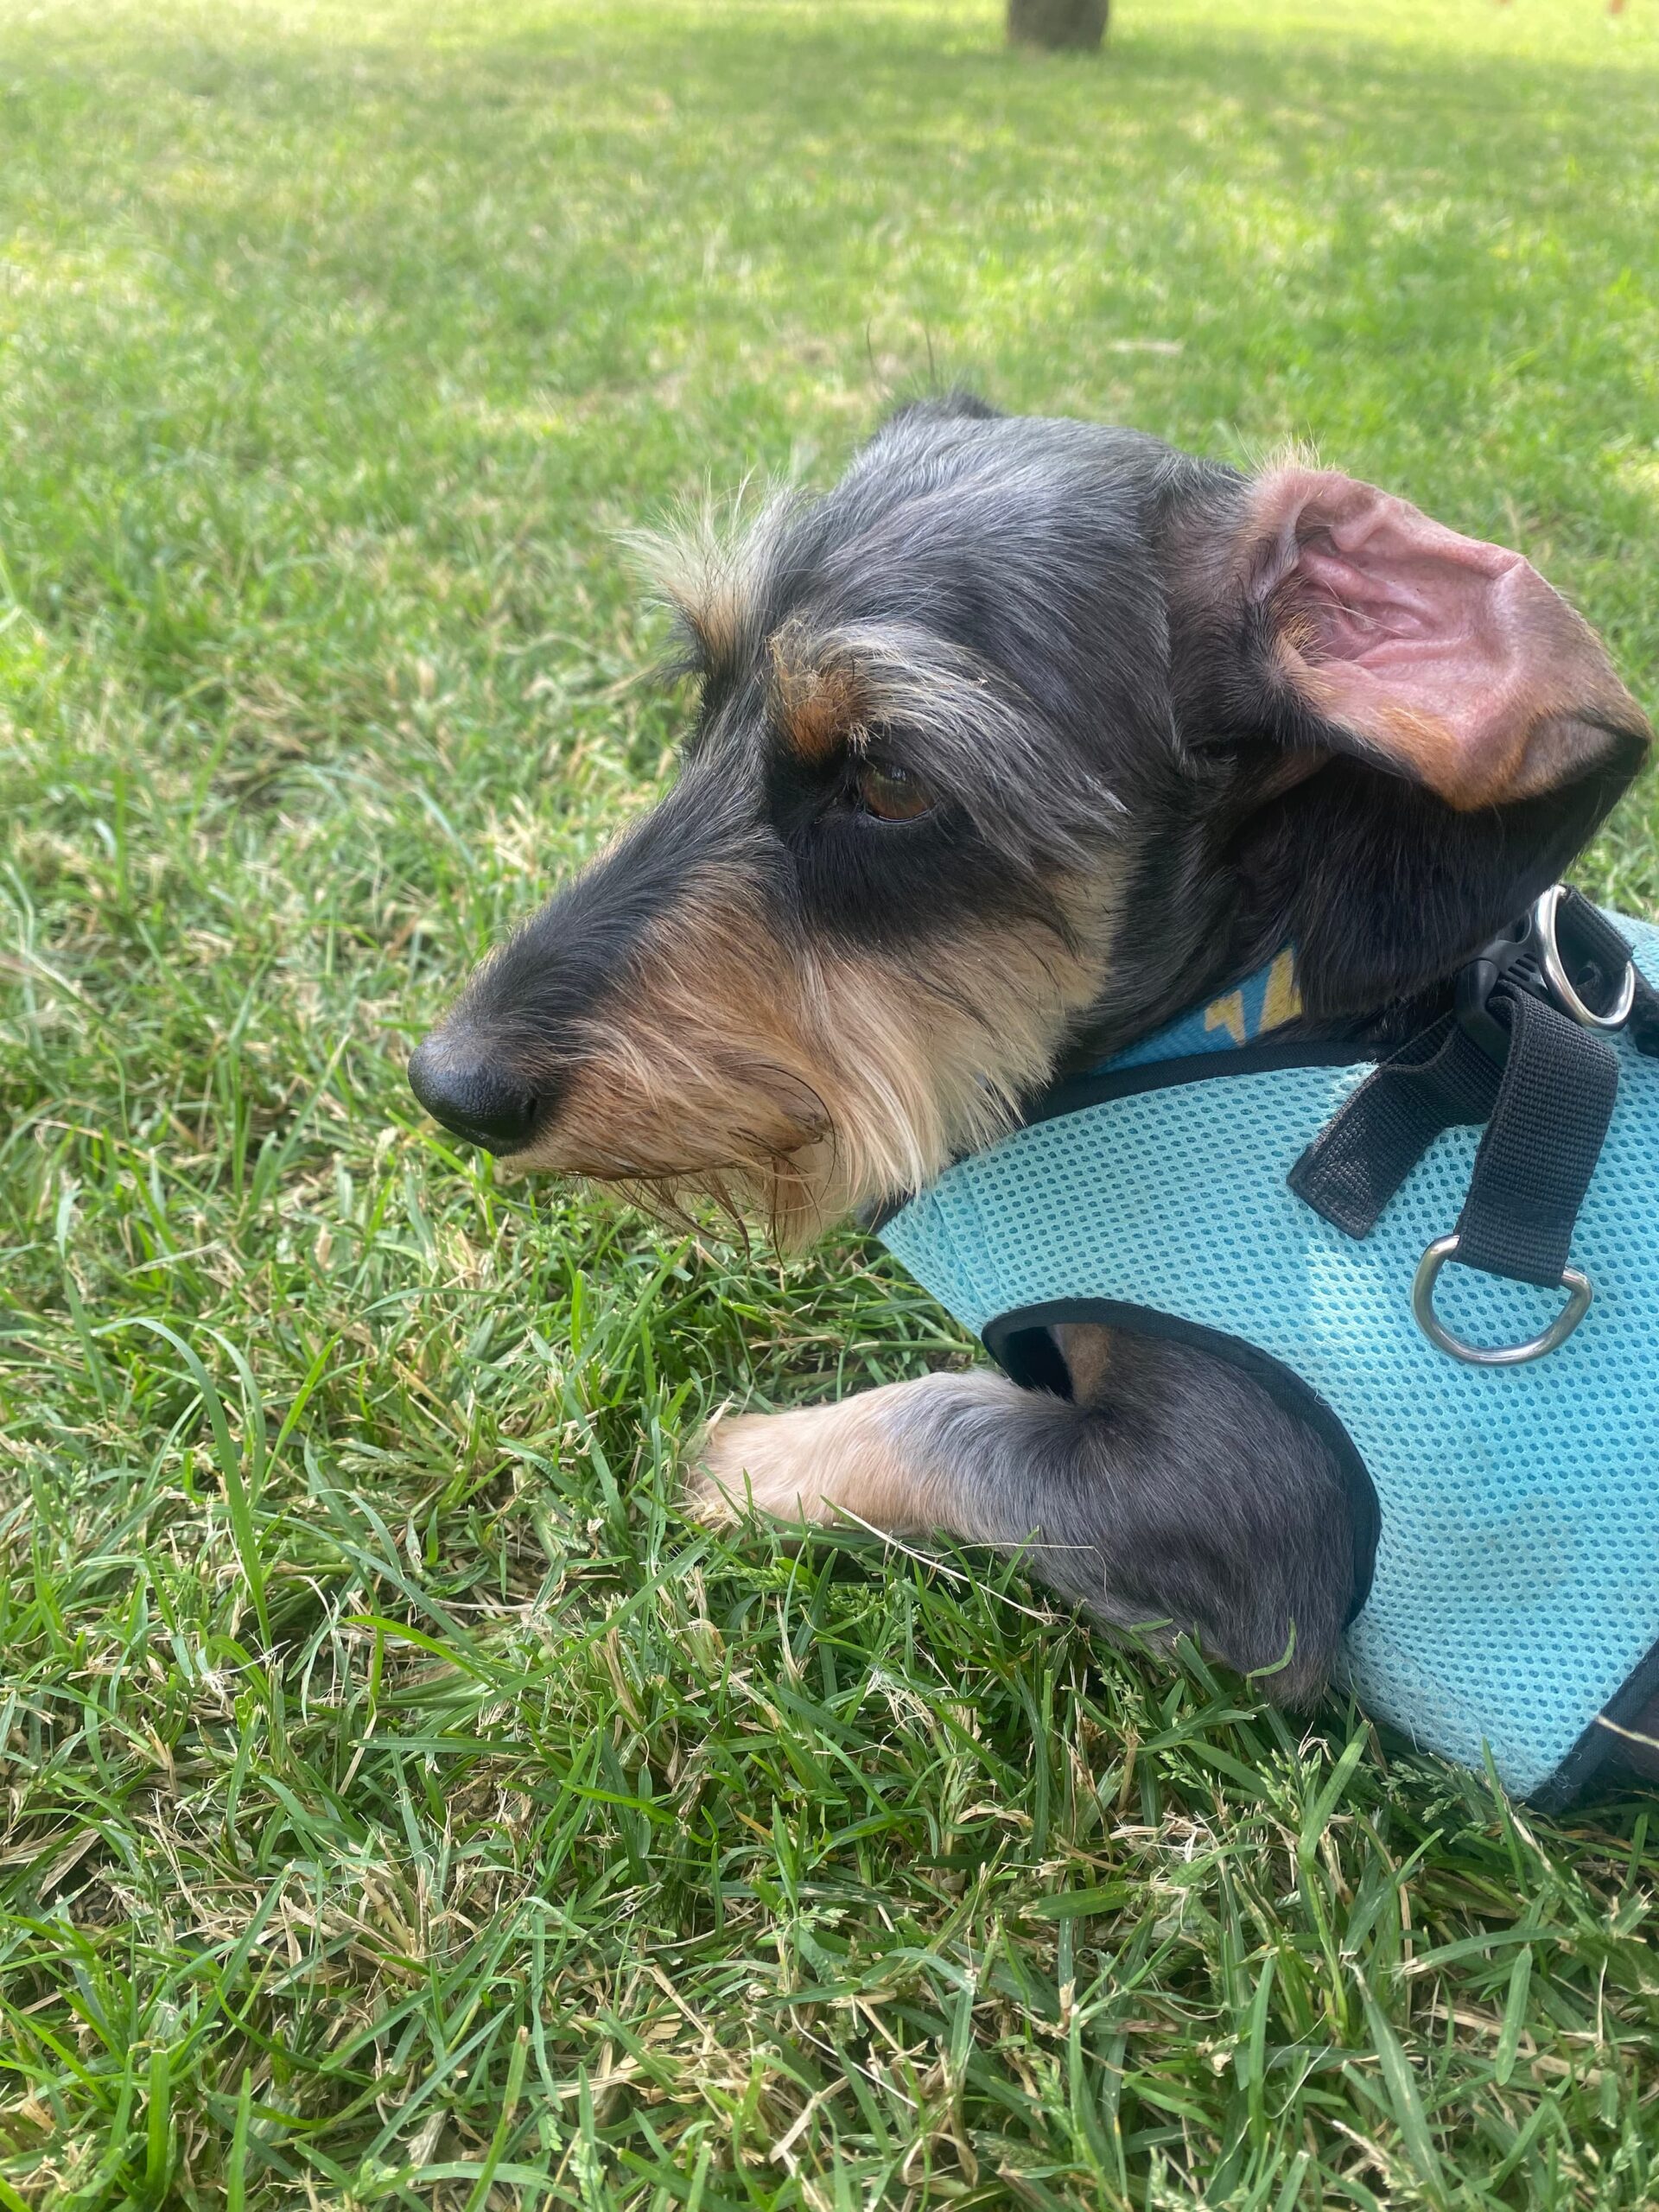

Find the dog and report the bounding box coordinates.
[409,396,1658,1801]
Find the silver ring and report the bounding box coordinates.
[1533,885,1636,1030]
[1412,1232,1592,1366]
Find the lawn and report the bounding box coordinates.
[3,0,1659,2202]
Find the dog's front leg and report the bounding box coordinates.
[691,1344,1361,1705]
[693,1370,1166,1622]
[693,1369,1024,1537]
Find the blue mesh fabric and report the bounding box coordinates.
[880,914,1659,1801]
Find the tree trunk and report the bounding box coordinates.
[1007,0,1108,49]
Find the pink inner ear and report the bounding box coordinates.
[1249,467,1640,809]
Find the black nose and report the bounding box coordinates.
[407,1039,543,1152]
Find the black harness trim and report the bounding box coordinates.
[1291,887,1654,1290]
[1024,1038,1374,1126]
[861,1039,1373,1234]
[982,1296,1381,1630]
[1532,1630,1659,1812]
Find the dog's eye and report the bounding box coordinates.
[855,760,932,822]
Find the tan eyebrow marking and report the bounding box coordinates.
[767,621,865,763]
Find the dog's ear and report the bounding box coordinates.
[1232,466,1645,809]
[1176,464,1650,1009]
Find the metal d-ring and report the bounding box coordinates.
[1412,1232,1593,1367]
[1533,884,1637,1031]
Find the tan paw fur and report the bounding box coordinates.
[687,1379,963,1531]
[689,1403,883,1528]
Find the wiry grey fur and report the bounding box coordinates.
[410,394,1649,1735]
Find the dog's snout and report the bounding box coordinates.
[407,1038,543,1153]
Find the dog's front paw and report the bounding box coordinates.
[688,1404,852,1529]
[687,1376,962,1535]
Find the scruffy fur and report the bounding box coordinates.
[410,397,1656,1764]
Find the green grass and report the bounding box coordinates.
[3,0,1658,2202]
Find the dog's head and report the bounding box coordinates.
[409,397,1649,1238]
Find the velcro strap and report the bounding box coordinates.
[1453,989,1618,1286]
[1287,1018,1498,1240]
[1291,981,1621,1287]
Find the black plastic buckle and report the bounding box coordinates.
[1456,886,1636,1065]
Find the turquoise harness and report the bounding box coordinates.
[880,911,1659,1805]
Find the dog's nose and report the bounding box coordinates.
[407,1039,542,1152]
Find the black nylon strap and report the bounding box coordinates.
[1453,989,1619,1286]
[1289,893,1635,1289]
[1287,1017,1498,1240]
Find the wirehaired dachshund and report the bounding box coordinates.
[410,397,1657,1787]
